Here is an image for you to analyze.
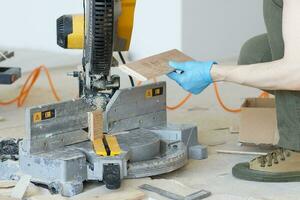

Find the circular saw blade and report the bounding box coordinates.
[83,0,115,76]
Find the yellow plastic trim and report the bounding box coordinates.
[117,0,136,50]
[106,135,122,156]
[93,138,107,156]
[67,15,84,49]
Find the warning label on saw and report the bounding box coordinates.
[33,109,56,123]
[145,87,164,98]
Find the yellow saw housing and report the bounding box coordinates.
[67,15,84,49]
[117,0,136,50]
[56,0,136,51]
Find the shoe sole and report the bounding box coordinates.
[232,162,300,182]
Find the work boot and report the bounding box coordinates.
[232,148,300,182]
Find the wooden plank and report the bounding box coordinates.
[88,110,107,156]
[119,49,193,81]
[88,110,104,141]
[216,150,267,156]
[10,175,31,200]
[0,180,17,189]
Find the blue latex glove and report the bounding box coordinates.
[167,61,216,94]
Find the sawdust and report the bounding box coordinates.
[0,139,19,159]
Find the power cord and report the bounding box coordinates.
[0,65,60,107]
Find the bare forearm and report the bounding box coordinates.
[210,0,300,91]
[211,59,300,91]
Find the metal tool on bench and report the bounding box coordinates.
[0,51,21,85]
[0,0,207,197]
[139,184,211,200]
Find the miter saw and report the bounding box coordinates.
[0,0,207,197]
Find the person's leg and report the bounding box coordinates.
[276,91,300,150]
[263,0,284,60]
[238,0,284,65]
[238,34,272,65]
[263,0,300,151]
[233,0,300,182]
[266,0,300,151]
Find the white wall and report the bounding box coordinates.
[129,0,183,60]
[0,0,82,53]
[182,0,266,61]
[0,0,182,63]
[0,0,266,62]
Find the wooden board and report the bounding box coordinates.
[88,110,107,156]
[0,180,17,189]
[139,179,205,198]
[119,49,193,81]
[88,110,104,141]
[10,175,31,199]
[216,150,267,156]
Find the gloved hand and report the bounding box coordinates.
[167,61,216,94]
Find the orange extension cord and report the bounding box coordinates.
[166,83,269,113]
[138,80,269,112]
[0,65,60,107]
[213,82,269,113]
[0,66,269,113]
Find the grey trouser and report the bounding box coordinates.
[238,0,300,151]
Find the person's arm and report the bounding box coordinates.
[211,60,300,91]
[211,0,300,91]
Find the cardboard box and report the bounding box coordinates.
[239,98,279,145]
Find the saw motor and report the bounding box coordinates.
[57,0,136,95]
